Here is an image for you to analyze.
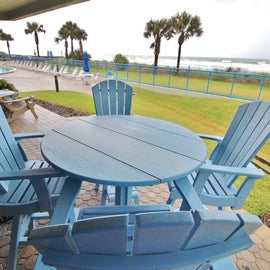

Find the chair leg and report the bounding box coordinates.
[94,183,100,191]
[133,194,140,205]
[131,187,139,205]
[166,186,180,205]
[30,107,38,119]
[8,215,22,270]
[166,196,176,205]
[28,104,38,119]
[100,185,108,205]
[101,186,140,205]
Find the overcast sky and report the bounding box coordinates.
[0,0,270,60]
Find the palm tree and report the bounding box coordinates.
[62,21,78,54]
[24,21,46,57]
[0,29,3,50]
[143,18,173,67]
[55,26,70,59]
[170,11,203,69]
[74,28,88,57]
[0,32,14,57]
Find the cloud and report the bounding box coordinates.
[0,0,270,60]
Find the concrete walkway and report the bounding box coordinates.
[0,65,270,270]
[1,64,93,95]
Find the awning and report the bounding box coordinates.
[0,0,90,21]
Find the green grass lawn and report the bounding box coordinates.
[95,67,270,101]
[20,88,270,216]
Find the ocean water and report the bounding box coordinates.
[93,54,270,74]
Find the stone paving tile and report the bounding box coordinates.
[1,105,270,270]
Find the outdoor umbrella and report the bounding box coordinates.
[83,53,90,72]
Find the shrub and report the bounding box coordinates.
[69,50,92,61]
[113,54,129,64]
[0,79,18,92]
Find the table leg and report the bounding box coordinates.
[49,177,82,225]
[173,177,205,211]
[115,186,133,205]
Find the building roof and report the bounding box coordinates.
[0,0,90,21]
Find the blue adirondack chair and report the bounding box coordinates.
[0,106,75,270]
[28,204,262,270]
[92,79,139,205]
[167,101,269,210]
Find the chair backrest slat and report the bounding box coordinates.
[28,224,75,254]
[100,81,110,115]
[185,210,241,249]
[108,80,117,114]
[72,215,128,255]
[124,84,133,115]
[133,211,194,254]
[117,80,125,115]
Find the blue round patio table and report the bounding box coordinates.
[41,115,207,222]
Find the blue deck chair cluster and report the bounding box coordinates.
[0,106,75,270]
[92,79,139,205]
[28,204,262,270]
[167,101,269,210]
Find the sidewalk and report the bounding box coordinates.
[1,64,93,95]
[0,66,270,270]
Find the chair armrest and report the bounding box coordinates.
[2,96,34,104]
[197,134,224,161]
[193,163,265,196]
[198,134,223,143]
[0,167,67,180]
[199,163,265,178]
[14,132,45,140]
[0,167,68,213]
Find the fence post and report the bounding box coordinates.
[229,74,237,97]
[258,77,265,100]
[168,68,172,88]
[206,72,212,93]
[185,67,191,91]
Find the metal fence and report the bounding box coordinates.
[12,56,270,101]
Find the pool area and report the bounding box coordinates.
[0,66,16,74]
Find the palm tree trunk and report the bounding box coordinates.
[79,40,83,56]
[153,54,159,75]
[177,33,185,69]
[176,44,182,69]
[71,38,74,54]
[6,41,11,57]
[36,44,40,58]
[154,54,159,67]
[154,38,161,68]
[34,32,40,57]
[65,40,68,59]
